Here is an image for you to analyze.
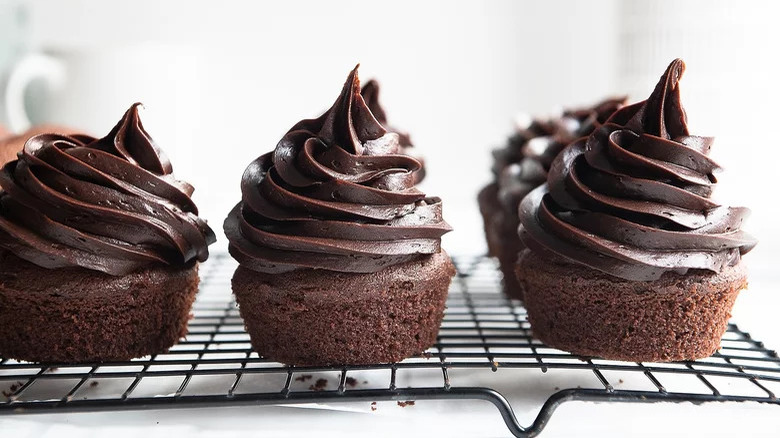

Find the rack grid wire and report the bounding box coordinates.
[1,254,779,437]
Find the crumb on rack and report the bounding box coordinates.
[309,378,328,391]
[295,374,313,382]
[397,401,415,407]
[2,381,24,399]
[345,377,358,387]
[90,381,99,387]
[370,401,377,411]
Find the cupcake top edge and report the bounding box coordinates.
[518,58,757,282]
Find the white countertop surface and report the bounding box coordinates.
[3,399,779,437]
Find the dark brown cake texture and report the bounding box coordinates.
[516,59,757,362]
[233,251,455,365]
[0,105,215,364]
[225,65,454,366]
[478,98,625,300]
[477,181,524,298]
[0,251,199,363]
[516,249,746,362]
[477,182,502,258]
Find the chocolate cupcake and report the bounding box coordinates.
[478,97,625,299]
[225,65,454,366]
[0,104,216,363]
[361,79,426,183]
[517,59,757,362]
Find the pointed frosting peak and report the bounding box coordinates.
[92,102,173,175]
[626,58,689,139]
[318,65,385,155]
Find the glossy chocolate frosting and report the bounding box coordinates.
[496,97,626,214]
[361,79,425,183]
[225,65,451,274]
[0,103,216,276]
[519,59,757,281]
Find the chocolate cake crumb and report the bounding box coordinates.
[420,351,432,359]
[397,401,415,407]
[294,374,313,382]
[554,387,560,391]
[363,380,368,384]
[90,381,99,387]
[2,381,23,399]
[370,402,377,411]
[619,379,624,384]
[345,377,358,387]
[309,378,328,391]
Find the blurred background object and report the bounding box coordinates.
[0,0,29,127]
[1,0,777,265]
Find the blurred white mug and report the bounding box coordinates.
[2,44,202,172]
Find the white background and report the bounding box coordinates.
[2,0,780,436]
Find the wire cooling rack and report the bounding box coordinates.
[1,254,779,437]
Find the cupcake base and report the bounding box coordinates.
[477,183,524,300]
[516,249,747,362]
[232,251,455,366]
[0,251,199,363]
[477,183,502,258]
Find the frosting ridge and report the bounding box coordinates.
[361,79,425,182]
[0,103,215,275]
[495,97,626,217]
[519,59,757,281]
[225,65,450,273]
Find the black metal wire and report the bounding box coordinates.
[1,254,779,437]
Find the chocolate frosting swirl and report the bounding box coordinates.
[361,79,425,183]
[225,65,451,274]
[496,97,627,214]
[0,103,216,276]
[519,59,757,281]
